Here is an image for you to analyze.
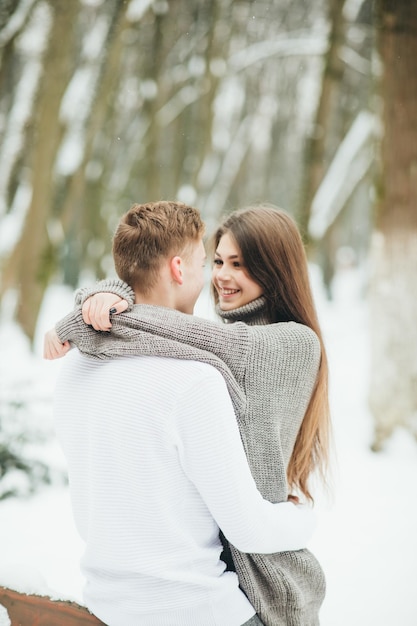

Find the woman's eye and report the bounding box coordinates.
[233,262,241,268]
[213,259,223,265]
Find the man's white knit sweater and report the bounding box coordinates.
[54,349,314,626]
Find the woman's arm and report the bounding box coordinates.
[120,304,251,382]
[74,278,135,309]
[58,281,252,383]
[52,306,247,414]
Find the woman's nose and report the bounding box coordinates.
[217,264,230,279]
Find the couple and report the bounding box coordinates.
[44,201,330,626]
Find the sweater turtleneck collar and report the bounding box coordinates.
[215,296,271,326]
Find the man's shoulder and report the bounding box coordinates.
[63,350,225,385]
[58,353,229,409]
[163,357,226,381]
[148,357,229,397]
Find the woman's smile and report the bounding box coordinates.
[218,288,240,297]
[212,233,263,310]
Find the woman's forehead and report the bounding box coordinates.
[216,232,241,257]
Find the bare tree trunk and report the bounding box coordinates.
[298,0,346,240]
[1,0,79,343]
[369,0,417,450]
[1,0,348,339]
[59,1,130,281]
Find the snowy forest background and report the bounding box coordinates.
[0,0,417,624]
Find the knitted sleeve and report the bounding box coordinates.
[74,279,135,309]
[247,322,321,373]
[246,322,321,408]
[55,307,115,360]
[57,302,251,384]
[246,321,321,455]
[125,305,252,382]
[56,307,247,414]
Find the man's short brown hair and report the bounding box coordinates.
[113,201,205,293]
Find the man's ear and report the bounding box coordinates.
[170,256,183,285]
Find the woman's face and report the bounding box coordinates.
[212,232,263,310]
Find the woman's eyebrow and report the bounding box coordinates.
[215,251,239,259]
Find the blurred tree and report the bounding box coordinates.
[299,0,347,239]
[369,0,417,450]
[0,0,377,343]
[0,0,332,341]
[1,0,79,341]
[300,0,375,295]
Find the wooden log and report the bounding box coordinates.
[0,586,106,625]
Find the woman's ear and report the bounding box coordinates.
[170,255,183,285]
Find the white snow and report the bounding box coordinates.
[308,110,377,240]
[343,0,367,22]
[0,3,51,217]
[55,15,111,177]
[0,181,32,256]
[228,30,328,72]
[0,0,41,48]
[0,604,11,626]
[156,85,200,126]
[126,0,154,23]
[0,267,416,625]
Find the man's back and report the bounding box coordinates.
[49,202,315,626]
[55,350,257,626]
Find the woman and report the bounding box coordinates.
[47,204,330,626]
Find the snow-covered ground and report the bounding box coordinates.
[0,267,416,625]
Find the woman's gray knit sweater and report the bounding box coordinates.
[56,280,326,626]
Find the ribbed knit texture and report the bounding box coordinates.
[55,355,254,625]
[57,281,326,626]
[55,351,315,625]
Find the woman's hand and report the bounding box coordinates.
[82,293,129,331]
[44,328,71,360]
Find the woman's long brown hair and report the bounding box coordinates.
[211,204,330,501]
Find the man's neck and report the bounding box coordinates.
[134,289,176,310]
[134,288,193,315]
[132,259,193,314]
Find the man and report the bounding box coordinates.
[45,201,314,626]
